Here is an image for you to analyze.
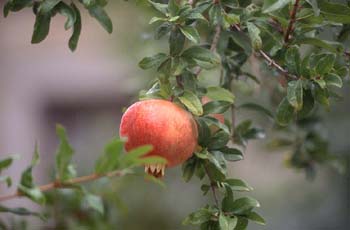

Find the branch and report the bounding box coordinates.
[284,0,301,43]
[195,24,222,76]
[259,50,297,79]
[231,104,236,141]
[230,25,296,85]
[0,169,129,202]
[204,165,220,208]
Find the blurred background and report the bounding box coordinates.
[0,0,349,229]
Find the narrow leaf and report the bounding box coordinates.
[178,90,203,116]
[206,87,235,103]
[276,98,295,126]
[179,26,200,44]
[55,124,75,181]
[69,3,82,52]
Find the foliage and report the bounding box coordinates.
[1,0,350,229]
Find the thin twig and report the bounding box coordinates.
[210,25,222,52]
[284,0,301,43]
[231,104,236,141]
[0,170,128,202]
[230,25,295,85]
[258,50,287,75]
[195,25,222,76]
[176,75,184,89]
[204,165,220,208]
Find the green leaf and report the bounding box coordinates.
[220,147,243,162]
[209,4,222,25]
[3,0,33,17]
[68,3,82,51]
[203,101,231,115]
[85,193,104,214]
[119,145,153,168]
[314,84,329,107]
[263,0,291,13]
[276,97,295,126]
[206,158,226,182]
[187,12,207,22]
[306,0,319,16]
[247,22,262,50]
[315,78,326,89]
[31,13,52,43]
[220,214,238,230]
[182,46,220,70]
[136,156,167,165]
[18,144,46,205]
[55,124,75,181]
[287,80,303,111]
[223,13,240,29]
[219,213,235,230]
[222,185,234,212]
[40,0,60,13]
[201,116,230,134]
[182,158,196,182]
[158,58,172,76]
[155,22,172,40]
[95,139,124,174]
[298,90,314,118]
[149,16,167,24]
[206,87,235,103]
[234,217,248,230]
[324,73,342,88]
[139,53,168,70]
[0,176,12,187]
[295,37,344,53]
[285,46,301,75]
[179,26,200,44]
[169,27,185,56]
[319,0,350,24]
[231,197,260,215]
[144,174,166,188]
[167,0,179,17]
[196,118,212,146]
[183,208,213,225]
[225,178,253,191]
[0,155,19,173]
[88,5,113,33]
[315,54,336,75]
[171,56,187,75]
[178,90,203,116]
[56,2,76,30]
[246,211,266,225]
[0,205,45,220]
[229,31,252,55]
[208,131,230,150]
[148,0,168,15]
[238,103,274,119]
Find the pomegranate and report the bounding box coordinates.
[119,99,198,177]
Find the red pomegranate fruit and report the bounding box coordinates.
[119,99,198,177]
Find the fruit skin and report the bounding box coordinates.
[119,99,198,168]
[201,96,225,124]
